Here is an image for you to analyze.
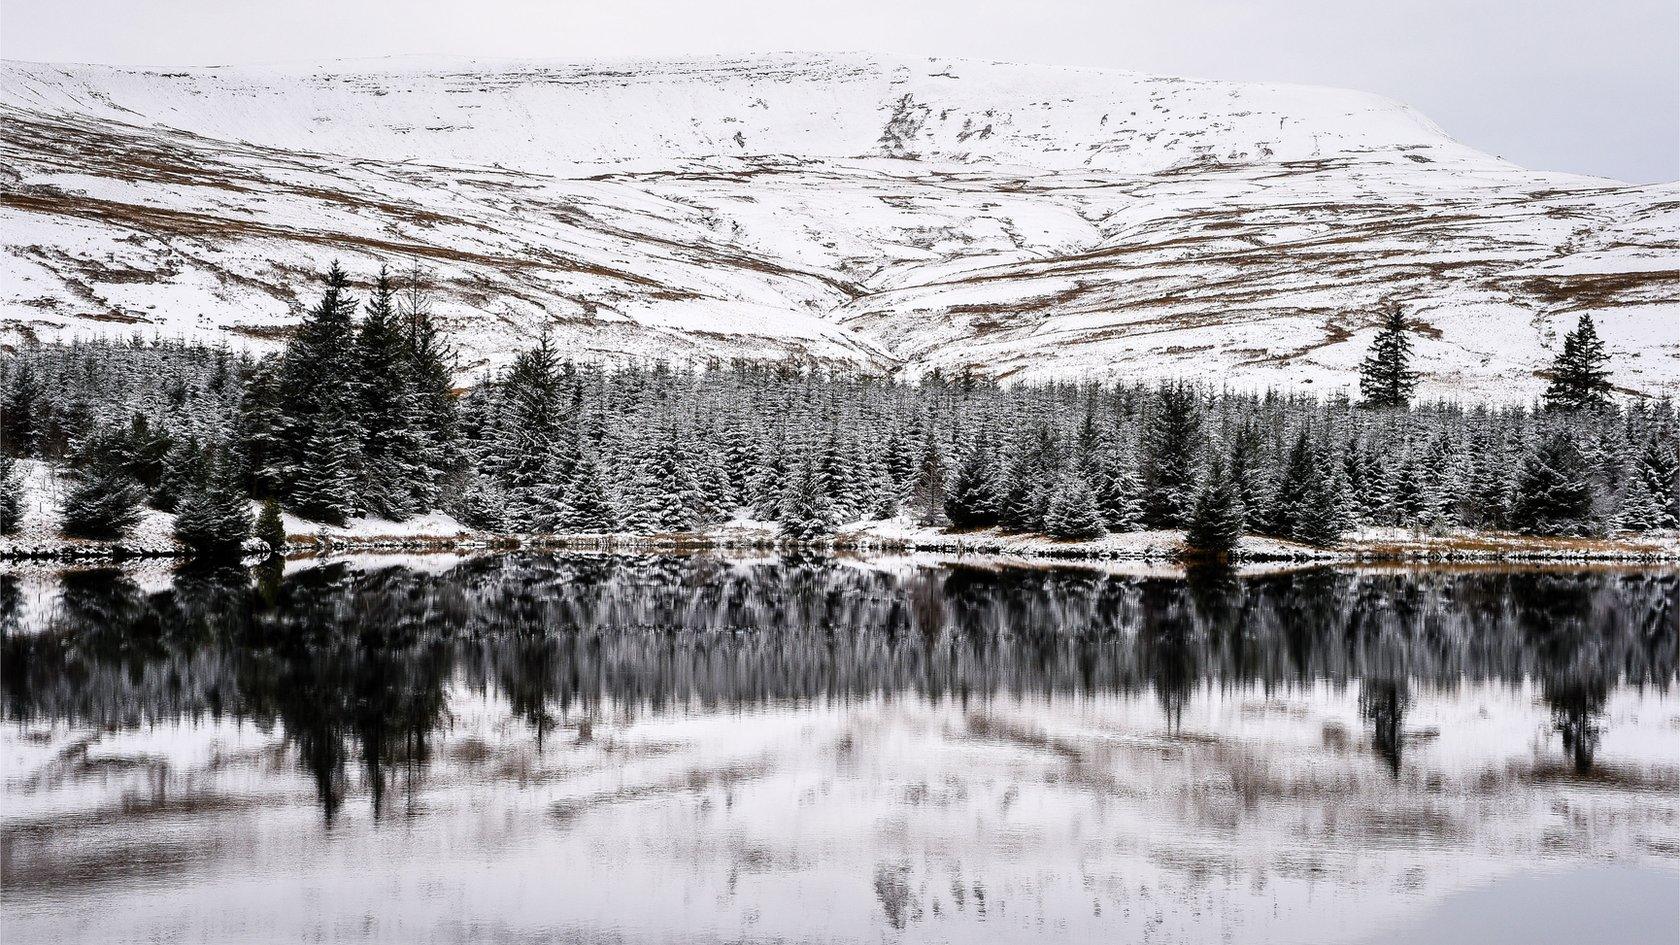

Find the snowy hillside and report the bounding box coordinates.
[2,53,1676,396]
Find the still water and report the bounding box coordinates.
[2,555,1677,944]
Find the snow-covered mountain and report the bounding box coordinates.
[2,53,1676,396]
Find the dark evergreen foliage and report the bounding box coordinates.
[1358,305,1418,409]
[1544,314,1614,412]
[255,498,287,554]
[1043,474,1106,540]
[61,464,145,540]
[0,456,22,535]
[1184,462,1244,557]
[173,455,254,558]
[1142,383,1203,528]
[944,438,1000,528]
[1510,431,1598,536]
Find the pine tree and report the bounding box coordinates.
[1635,440,1679,528]
[1296,453,1348,547]
[997,454,1049,533]
[496,332,565,529]
[255,498,286,554]
[1184,462,1244,558]
[173,455,253,558]
[396,262,461,511]
[2,364,39,457]
[356,267,420,520]
[1261,431,1317,540]
[1358,306,1418,409]
[559,452,616,533]
[749,447,791,520]
[275,262,365,521]
[1090,449,1145,532]
[0,455,23,535]
[1226,419,1271,524]
[456,472,512,532]
[1463,433,1512,529]
[1614,474,1663,533]
[1142,383,1203,528]
[908,428,946,525]
[717,415,760,507]
[61,464,145,540]
[1415,435,1461,532]
[1510,431,1598,536]
[152,436,205,514]
[883,424,918,495]
[289,395,363,526]
[1043,474,1107,540]
[779,461,834,542]
[944,437,1000,528]
[236,361,288,499]
[1387,452,1425,528]
[1544,314,1614,412]
[815,430,860,521]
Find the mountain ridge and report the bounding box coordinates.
[2,53,1675,396]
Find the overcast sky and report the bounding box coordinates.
[2,0,1673,183]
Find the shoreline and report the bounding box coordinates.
[4,520,1677,564]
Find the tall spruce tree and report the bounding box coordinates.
[1090,448,1145,532]
[1358,306,1418,409]
[1544,314,1614,412]
[254,498,286,554]
[1635,440,1679,528]
[1142,383,1203,528]
[396,262,461,511]
[559,452,616,533]
[276,262,365,523]
[496,331,564,529]
[1261,431,1317,540]
[1614,475,1663,532]
[356,267,420,520]
[908,428,946,525]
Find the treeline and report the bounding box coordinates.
[1,264,1677,556]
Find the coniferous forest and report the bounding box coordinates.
[1,263,1677,558]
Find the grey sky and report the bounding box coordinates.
[2,0,1674,183]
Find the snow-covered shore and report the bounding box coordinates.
[4,462,1676,566]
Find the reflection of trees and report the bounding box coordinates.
[235,564,453,823]
[1139,576,1201,731]
[1545,676,1608,773]
[3,559,1676,815]
[1359,679,1410,777]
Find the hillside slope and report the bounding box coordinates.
[2,53,1676,395]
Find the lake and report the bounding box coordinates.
[2,555,1677,944]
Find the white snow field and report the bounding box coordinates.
[2,53,1676,397]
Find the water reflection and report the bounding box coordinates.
[4,557,1675,819]
[3,556,1677,945]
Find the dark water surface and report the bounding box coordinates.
[2,555,1677,944]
